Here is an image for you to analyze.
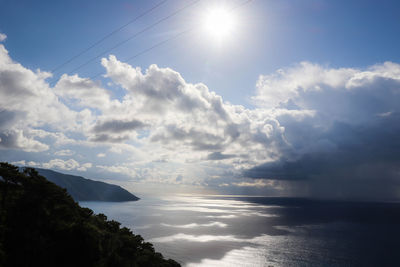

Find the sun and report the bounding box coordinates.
[202,7,236,42]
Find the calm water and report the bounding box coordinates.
[81,195,400,266]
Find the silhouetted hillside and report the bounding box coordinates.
[33,168,139,202]
[0,162,180,267]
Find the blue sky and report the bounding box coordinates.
[1,0,400,199]
[2,0,400,104]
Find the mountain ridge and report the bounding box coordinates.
[30,168,139,202]
[0,162,179,266]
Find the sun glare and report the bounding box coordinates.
[202,7,236,42]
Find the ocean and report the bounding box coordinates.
[81,195,400,266]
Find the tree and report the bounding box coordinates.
[0,162,180,267]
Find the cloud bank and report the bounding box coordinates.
[249,62,400,199]
[1,41,400,199]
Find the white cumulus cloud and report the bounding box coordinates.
[0,33,6,42]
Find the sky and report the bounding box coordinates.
[1,0,400,199]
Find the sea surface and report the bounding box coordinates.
[81,195,400,266]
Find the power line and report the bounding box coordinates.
[90,29,191,80]
[231,0,253,11]
[90,0,254,80]
[67,0,202,76]
[51,0,168,73]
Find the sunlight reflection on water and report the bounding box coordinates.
[81,195,400,266]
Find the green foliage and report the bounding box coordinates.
[0,162,180,267]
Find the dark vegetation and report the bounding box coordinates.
[0,163,180,267]
[35,168,139,202]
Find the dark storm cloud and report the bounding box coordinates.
[0,130,48,152]
[89,133,131,143]
[0,110,19,130]
[90,119,148,143]
[207,152,235,160]
[250,62,400,199]
[92,119,147,134]
[0,131,19,149]
[150,124,226,151]
[245,114,400,181]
